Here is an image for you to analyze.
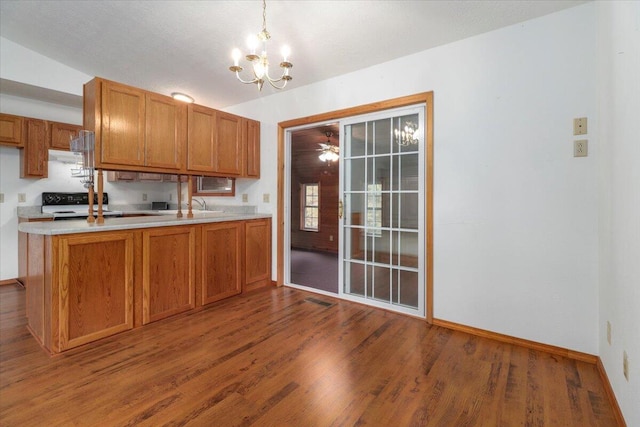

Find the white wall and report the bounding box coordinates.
[597,2,640,425]
[228,4,600,355]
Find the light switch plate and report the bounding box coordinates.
[18,193,26,203]
[263,193,270,203]
[242,194,248,203]
[573,117,587,135]
[574,140,588,157]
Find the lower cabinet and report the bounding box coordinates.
[57,232,134,351]
[244,218,272,291]
[25,218,271,354]
[201,222,243,304]
[142,226,195,324]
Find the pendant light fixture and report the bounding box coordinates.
[229,0,293,91]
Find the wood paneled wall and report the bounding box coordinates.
[290,150,339,253]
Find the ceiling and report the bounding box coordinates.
[0,0,587,110]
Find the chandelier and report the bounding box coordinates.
[395,121,419,146]
[318,131,339,163]
[229,0,293,91]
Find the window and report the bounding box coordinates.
[367,183,382,236]
[301,183,320,231]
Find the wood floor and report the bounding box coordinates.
[0,283,618,426]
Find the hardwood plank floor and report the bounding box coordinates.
[0,284,618,426]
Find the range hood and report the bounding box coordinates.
[49,149,83,164]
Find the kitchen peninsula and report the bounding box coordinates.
[19,212,271,355]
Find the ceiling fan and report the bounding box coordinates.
[318,131,339,162]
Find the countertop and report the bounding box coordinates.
[18,211,272,235]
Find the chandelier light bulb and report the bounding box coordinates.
[281,45,290,62]
[232,48,242,66]
[247,34,259,55]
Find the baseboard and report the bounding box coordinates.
[597,357,627,427]
[0,278,22,287]
[432,318,598,364]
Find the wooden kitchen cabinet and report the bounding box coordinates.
[21,118,49,178]
[216,111,243,176]
[142,226,195,324]
[49,121,82,150]
[56,232,134,351]
[187,104,217,173]
[244,118,260,178]
[187,105,244,176]
[18,217,53,287]
[84,77,186,173]
[244,218,271,291]
[0,113,24,147]
[201,222,243,305]
[144,92,185,170]
[107,170,138,181]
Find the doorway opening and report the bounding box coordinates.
[288,123,340,295]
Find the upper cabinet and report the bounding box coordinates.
[84,78,186,173]
[187,104,216,173]
[49,121,83,150]
[0,113,24,147]
[245,118,260,178]
[187,105,260,178]
[215,111,243,176]
[21,118,48,179]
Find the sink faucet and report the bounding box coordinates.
[191,197,207,211]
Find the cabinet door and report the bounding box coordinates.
[21,118,48,178]
[187,104,216,173]
[216,111,243,176]
[107,171,138,181]
[49,122,82,150]
[58,232,134,351]
[0,113,24,147]
[244,218,271,291]
[201,222,243,304]
[101,81,145,166]
[142,227,195,324]
[138,172,164,181]
[245,118,260,178]
[145,93,186,170]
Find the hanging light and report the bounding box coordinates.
[395,121,419,146]
[318,131,339,163]
[229,0,293,91]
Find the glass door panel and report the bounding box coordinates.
[340,106,425,317]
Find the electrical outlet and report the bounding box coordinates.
[169,193,173,201]
[0,193,4,203]
[242,194,248,203]
[607,321,611,345]
[573,117,587,135]
[329,235,334,242]
[623,351,629,381]
[263,193,270,203]
[574,140,588,157]
[142,193,148,201]
[18,193,26,203]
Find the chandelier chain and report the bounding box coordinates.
[262,0,267,33]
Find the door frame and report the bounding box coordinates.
[277,92,434,323]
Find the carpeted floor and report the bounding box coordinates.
[289,248,339,294]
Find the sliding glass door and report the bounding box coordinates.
[340,106,425,317]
